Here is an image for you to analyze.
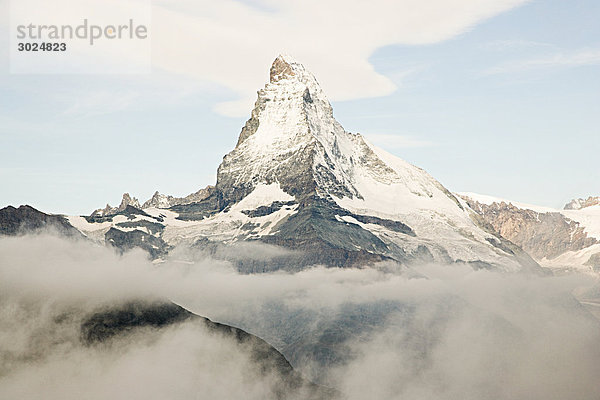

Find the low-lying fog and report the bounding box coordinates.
[1,235,600,399]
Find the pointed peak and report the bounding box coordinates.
[270,54,304,83]
[117,193,140,211]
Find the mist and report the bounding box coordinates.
[1,234,600,399]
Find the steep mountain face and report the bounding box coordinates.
[71,55,538,272]
[460,193,600,272]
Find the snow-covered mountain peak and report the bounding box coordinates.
[218,55,360,204]
[74,55,542,272]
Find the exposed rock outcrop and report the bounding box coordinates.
[461,197,598,262]
[91,193,141,217]
[141,186,215,209]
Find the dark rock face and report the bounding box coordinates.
[81,301,338,400]
[81,301,193,344]
[463,199,598,260]
[86,205,159,223]
[185,195,417,272]
[242,201,297,218]
[169,190,225,221]
[116,219,164,235]
[0,205,81,237]
[83,205,171,259]
[258,197,396,269]
[105,227,170,259]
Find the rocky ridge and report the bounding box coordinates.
[565,196,600,210]
[460,193,600,272]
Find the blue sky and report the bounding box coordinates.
[1,0,599,214]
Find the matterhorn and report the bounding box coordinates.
[58,55,538,272]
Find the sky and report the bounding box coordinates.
[0,0,598,215]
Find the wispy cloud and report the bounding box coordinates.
[62,90,140,118]
[483,48,600,75]
[364,133,435,149]
[1,0,529,117]
[483,39,555,51]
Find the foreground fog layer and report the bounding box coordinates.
[1,235,600,399]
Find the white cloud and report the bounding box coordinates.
[2,235,600,399]
[145,0,531,116]
[0,0,531,117]
[483,48,600,75]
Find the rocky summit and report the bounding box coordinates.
[4,55,540,272]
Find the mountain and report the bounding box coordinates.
[565,196,600,210]
[142,186,215,209]
[0,205,82,238]
[459,193,600,273]
[69,55,538,272]
[91,193,141,217]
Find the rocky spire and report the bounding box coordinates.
[90,193,140,216]
[117,193,140,211]
[270,55,297,83]
[217,54,361,205]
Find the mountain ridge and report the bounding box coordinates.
[459,192,600,273]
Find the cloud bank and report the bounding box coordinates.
[1,234,600,399]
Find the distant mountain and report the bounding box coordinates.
[91,193,141,217]
[142,186,215,209]
[0,205,82,237]
[69,55,538,272]
[459,193,600,273]
[564,196,600,210]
